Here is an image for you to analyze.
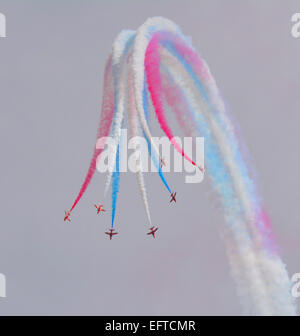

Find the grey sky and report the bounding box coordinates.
[0,0,299,315]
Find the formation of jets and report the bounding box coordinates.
[65,190,179,239]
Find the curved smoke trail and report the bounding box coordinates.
[68,17,296,315]
[104,30,136,197]
[143,76,172,194]
[69,55,114,212]
[145,33,204,173]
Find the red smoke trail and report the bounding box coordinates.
[70,57,114,212]
[145,34,201,171]
[161,67,194,136]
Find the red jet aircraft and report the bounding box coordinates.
[64,210,71,222]
[94,204,105,214]
[105,228,118,240]
[170,192,177,203]
[147,226,158,238]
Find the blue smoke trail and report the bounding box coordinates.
[163,40,265,238]
[111,143,120,228]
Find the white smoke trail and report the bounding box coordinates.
[160,55,272,314]
[159,46,296,314]
[131,18,182,165]
[104,30,136,197]
[91,17,296,315]
[128,57,152,226]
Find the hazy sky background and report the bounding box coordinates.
[0,0,299,315]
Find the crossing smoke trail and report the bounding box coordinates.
[143,74,172,194]
[145,34,204,174]
[67,17,296,315]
